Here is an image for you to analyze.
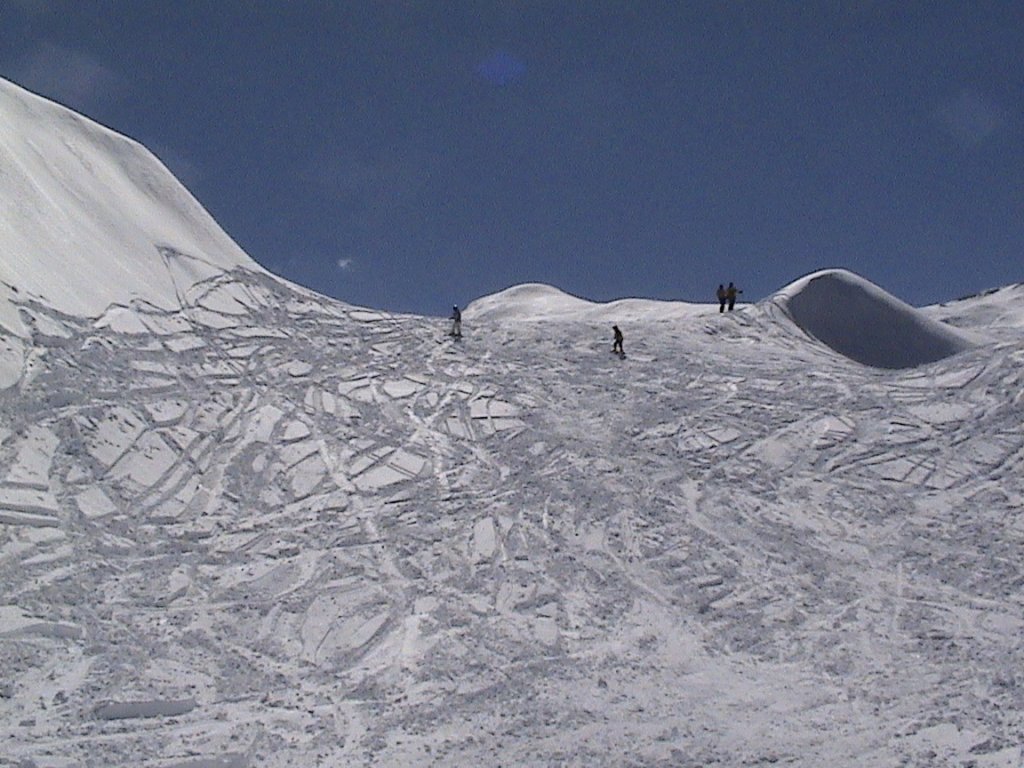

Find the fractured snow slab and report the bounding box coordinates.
[93,698,197,720]
[0,605,80,638]
[109,431,177,489]
[5,425,59,486]
[281,420,312,443]
[79,407,147,468]
[145,398,189,425]
[0,485,59,515]
[75,486,118,519]
[0,335,24,389]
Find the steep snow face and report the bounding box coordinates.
[0,78,263,336]
[465,282,707,323]
[774,269,974,369]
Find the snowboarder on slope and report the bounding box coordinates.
[450,305,462,338]
[726,282,742,311]
[612,324,624,357]
[716,284,728,313]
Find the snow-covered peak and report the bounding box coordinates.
[0,77,264,336]
[465,282,707,323]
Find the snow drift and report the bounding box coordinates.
[465,283,706,323]
[774,269,974,369]
[0,77,263,336]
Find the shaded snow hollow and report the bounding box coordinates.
[774,269,974,369]
[0,77,263,336]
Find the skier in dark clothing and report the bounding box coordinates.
[612,325,624,357]
[726,283,742,311]
[716,284,728,313]
[450,305,462,338]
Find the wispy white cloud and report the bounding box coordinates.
[936,89,1006,146]
[337,258,355,271]
[13,41,122,113]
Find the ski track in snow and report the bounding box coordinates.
[1,271,1023,767]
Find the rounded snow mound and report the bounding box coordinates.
[775,269,973,369]
[465,283,705,322]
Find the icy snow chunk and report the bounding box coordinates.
[349,310,388,322]
[245,405,284,443]
[0,509,60,527]
[0,485,59,514]
[109,431,177,488]
[139,312,193,336]
[382,376,426,398]
[286,361,313,377]
[79,406,147,468]
[350,448,428,491]
[321,390,337,414]
[472,517,497,561]
[281,420,312,443]
[93,698,197,720]
[75,486,118,518]
[534,616,559,646]
[145,398,189,425]
[95,306,150,334]
[162,752,249,768]
[311,609,390,664]
[905,401,973,425]
[196,284,251,315]
[5,425,59,486]
[0,335,24,389]
[289,452,327,498]
[21,307,73,339]
[189,308,239,329]
[165,335,206,352]
[0,605,80,638]
[231,326,288,339]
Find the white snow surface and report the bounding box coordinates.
[3,89,1024,767]
[466,282,707,323]
[772,268,976,369]
[0,77,263,337]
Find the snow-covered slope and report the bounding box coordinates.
[0,77,263,336]
[926,282,1024,337]
[4,86,1024,767]
[466,282,707,323]
[2,266,1023,766]
[771,268,975,368]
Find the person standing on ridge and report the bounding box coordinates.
[716,284,727,313]
[726,282,742,311]
[450,305,462,338]
[612,324,624,357]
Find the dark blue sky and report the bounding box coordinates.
[3,1,1022,313]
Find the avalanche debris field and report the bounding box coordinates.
[2,271,1024,767]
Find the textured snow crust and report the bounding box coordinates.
[2,267,1024,767]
